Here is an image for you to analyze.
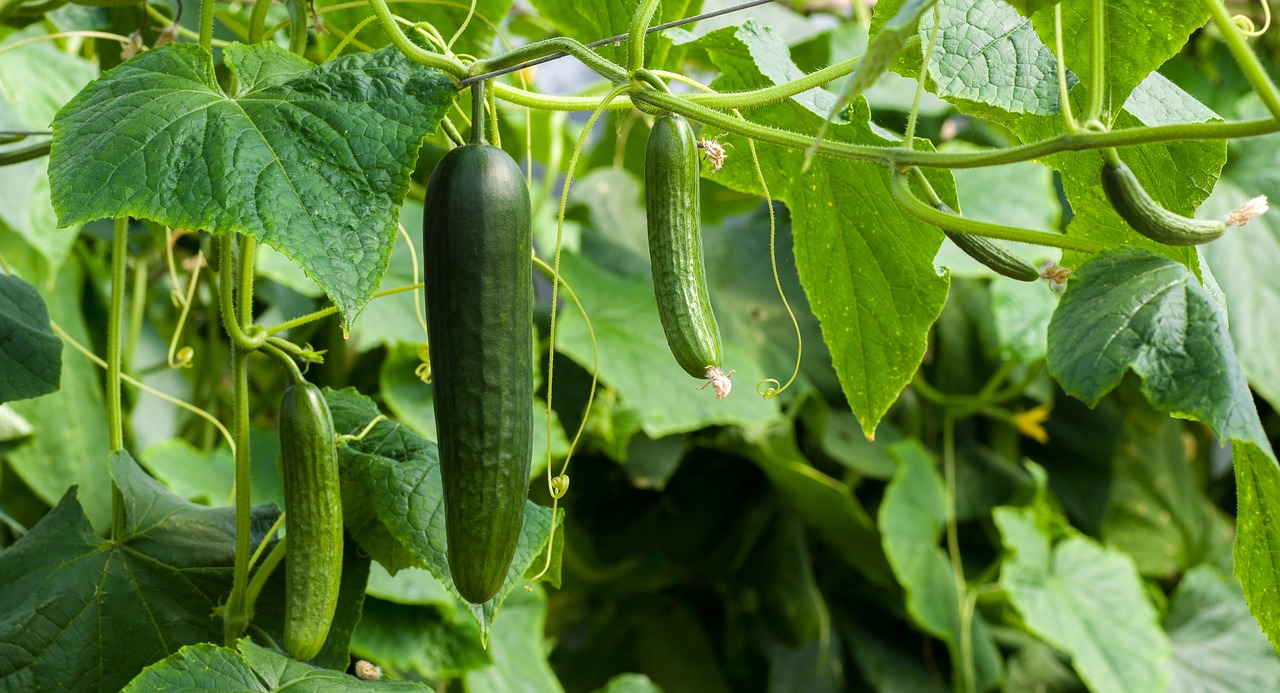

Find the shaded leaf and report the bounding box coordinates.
[463,586,563,693]
[49,43,454,329]
[350,597,489,680]
[1166,564,1280,692]
[1047,248,1268,451]
[324,387,561,636]
[995,506,1170,693]
[880,441,1001,691]
[1233,443,1280,654]
[121,640,429,691]
[0,451,277,692]
[0,274,60,403]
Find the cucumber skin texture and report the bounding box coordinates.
[423,142,533,605]
[645,113,723,379]
[279,381,343,661]
[1101,161,1226,246]
[944,230,1039,282]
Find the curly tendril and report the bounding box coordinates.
[336,415,389,444]
[1233,0,1273,37]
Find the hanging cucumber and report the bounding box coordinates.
[645,112,733,398]
[1100,159,1228,246]
[890,172,1040,282]
[278,380,343,661]
[422,82,533,605]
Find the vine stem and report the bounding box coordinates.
[1087,0,1106,123]
[627,0,661,73]
[942,413,975,693]
[903,4,940,151]
[107,218,128,539]
[199,0,214,50]
[222,234,256,646]
[1200,0,1280,120]
[1054,3,1079,134]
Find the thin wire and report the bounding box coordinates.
[457,0,776,86]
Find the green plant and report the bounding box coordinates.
[644,111,729,396]
[1,0,1280,690]
[278,378,343,661]
[422,83,534,605]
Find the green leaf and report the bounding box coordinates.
[315,0,512,61]
[49,43,454,329]
[553,251,779,438]
[6,257,112,530]
[365,562,455,606]
[1233,443,1280,654]
[378,342,569,481]
[1002,0,1059,17]
[0,274,60,404]
[827,0,934,128]
[921,0,1070,115]
[527,0,703,69]
[1166,564,1280,692]
[1047,248,1269,451]
[121,640,430,691]
[463,585,563,693]
[717,421,892,585]
[1030,0,1208,110]
[0,26,94,273]
[0,451,277,692]
[879,441,1001,692]
[138,438,233,505]
[677,21,952,437]
[594,673,664,693]
[348,200,431,352]
[1100,396,1214,577]
[1200,95,1280,411]
[351,596,489,680]
[323,387,561,637]
[994,506,1170,693]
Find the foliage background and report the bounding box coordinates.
[1,0,1280,691]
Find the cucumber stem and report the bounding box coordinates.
[471,81,488,145]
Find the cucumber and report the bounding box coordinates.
[279,380,343,661]
[1101,160,1226,246]
[645,112,730,395]
[890,172,1040,282]
[422,91,533,604]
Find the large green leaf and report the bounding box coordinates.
[1166,564,1280,692]
[463,585,563,693]
[0,274,60,404]
[1047,249,1268,451]
[1029,0,1208,111]
[0,451,277,692]
[1200,96,1280,411]
[1234,443,1280,654]
[48,43,454,329]
[6,256,112,530]
[120,640,428,691]
[0,26,94,273]
[674,21,952,437]
[994,506,1170,693]
[880,441,1001,692]
[921,0,1068,115]
[323,387,560,637]
[553,251,779,438]
[1099,397,1215,577]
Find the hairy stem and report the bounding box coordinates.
[107,218,128,539]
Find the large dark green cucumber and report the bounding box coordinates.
[279,381,343,661]
[645,112,726,385]
[1100,160,1226,246]
[890,172,1040,282]
[423,138,533,605]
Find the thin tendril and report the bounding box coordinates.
[528,82,628,584]
[167,251,203,369]
[903,4,940,151]
[325,14,378,60]
[248,513,285,567]
[652,69,804,400]
[1234,0,1273,36]
[396,223,431,341]
[445,0,476,50]
[49,321,236,454]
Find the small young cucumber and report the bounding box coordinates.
[1101,161,1226,246]
[889,173,1040,282]
[645,112,730,394]
[279,381,343,661]
[423,139,533,605]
